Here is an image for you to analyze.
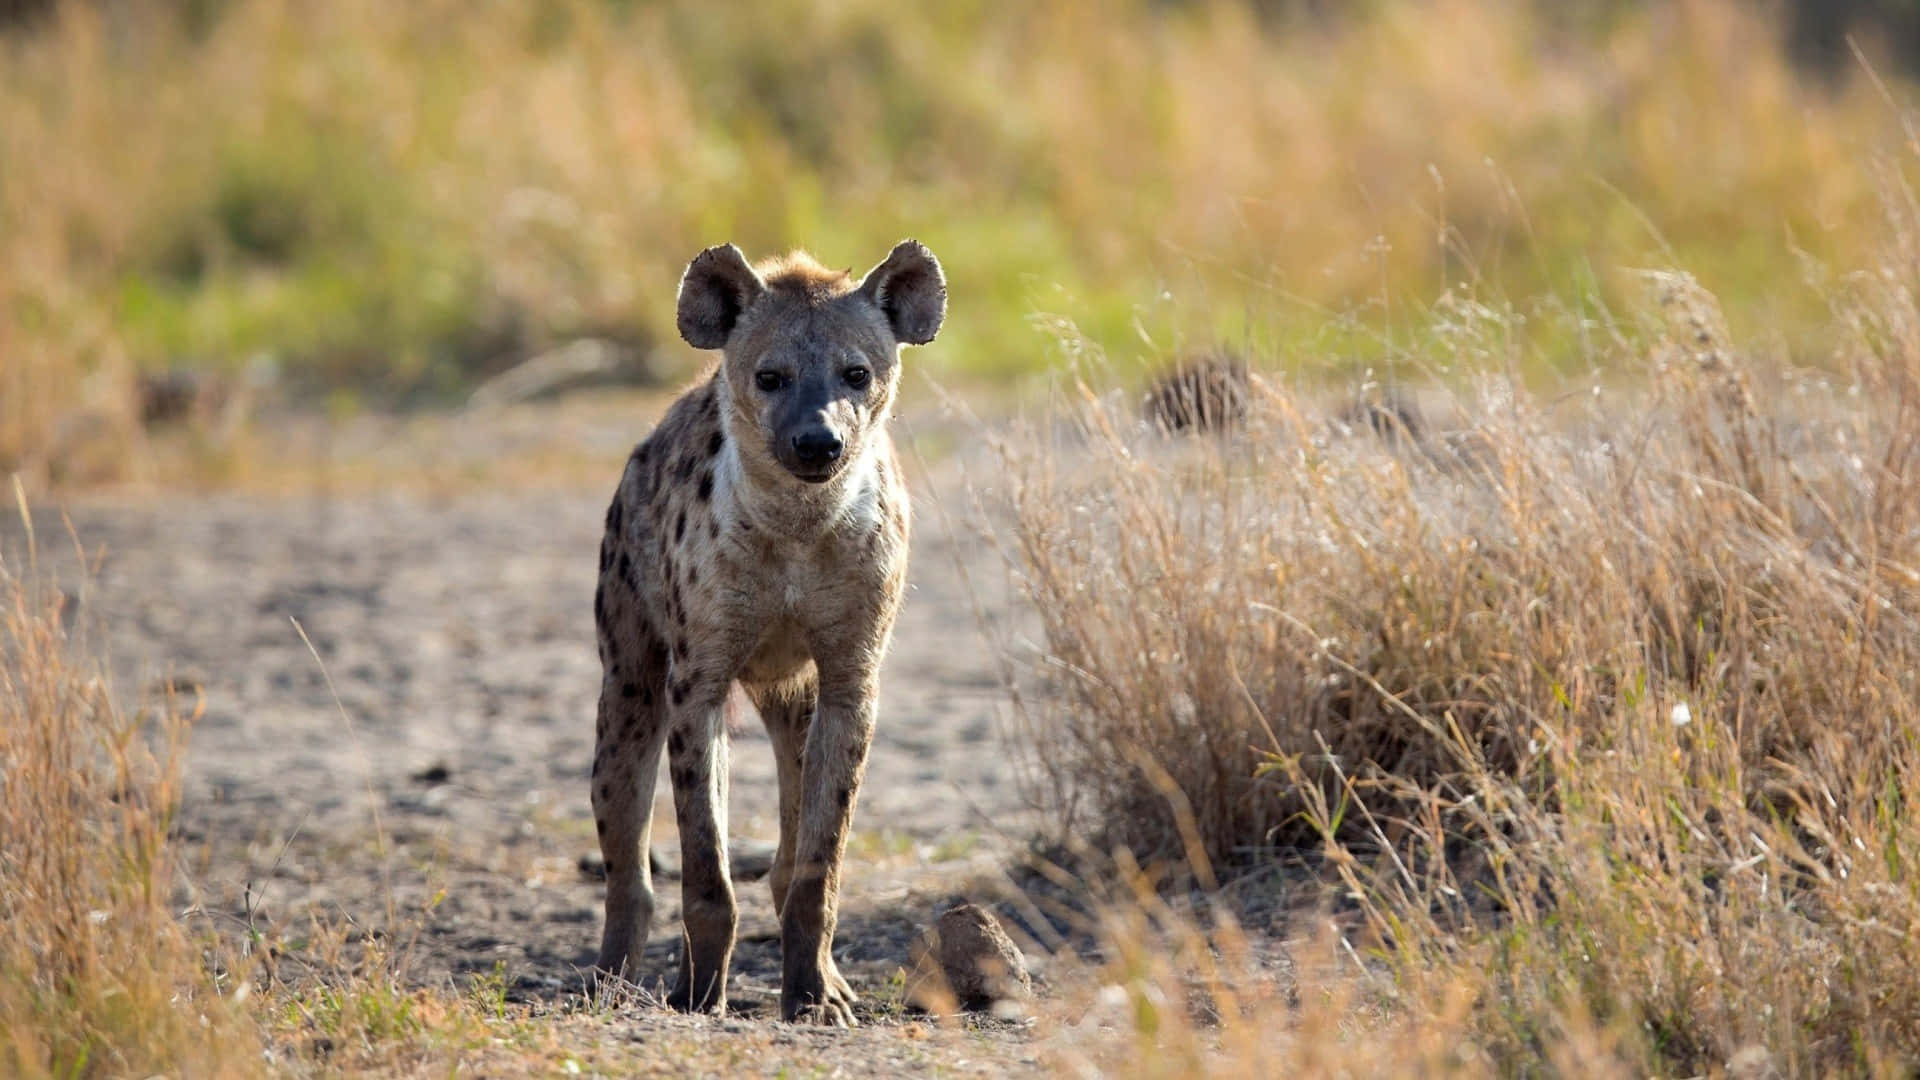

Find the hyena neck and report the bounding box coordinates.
[723,430,890,541]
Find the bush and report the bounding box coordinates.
[999,195,1920,1071]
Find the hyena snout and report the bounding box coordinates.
[773,396,855,482]
[791,428,844,468]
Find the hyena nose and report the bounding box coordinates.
[792,430,844,467]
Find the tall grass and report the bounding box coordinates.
[0,514,260,1076]
[998,176,1920,1073]
[3,0,1916,481]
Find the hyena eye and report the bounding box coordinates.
[755,370,788,393]
[843,367,871,390]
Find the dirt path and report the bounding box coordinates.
[6,415,1049,1073]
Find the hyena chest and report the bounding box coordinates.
[737,616,814,684]
[709,537,862,684]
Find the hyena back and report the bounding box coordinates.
[590,240,944,1026]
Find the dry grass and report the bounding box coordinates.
[0,503,260,1076]
[0,508,560,1077]
[995,181,1920,1073]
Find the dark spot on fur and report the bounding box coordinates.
[686,566,698,586]
[837,786,852,808]
[672,685,686,706]
[594,583,607,624]
[702,880,728,905]
[668,731,686,757]
[676,455,697,484]
[597,782,610,800]
[675,511,686,542]
[600,541,612,573]
[676,637,688,658]
[707,431,724,456]
[634,445,650,466]
[697,472,712,502]
[607,500,624,533]
[708,520,719,540]
[640,686,653,705]
[596,819,606,835]
[618,551,632,579]
[622,682,639,699]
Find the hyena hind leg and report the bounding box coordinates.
[590,654,668,983]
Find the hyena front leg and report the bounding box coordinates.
[747,673,817,921]
[663,667,738,1014]
[778,668,878,1027]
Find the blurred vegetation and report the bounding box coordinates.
[2,0,1918,477]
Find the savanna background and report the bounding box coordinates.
[5,0,1920,1075]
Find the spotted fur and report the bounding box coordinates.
[590,241,943,1026]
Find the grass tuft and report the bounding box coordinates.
[998,178,1920,1074]
[0,508,260,1077]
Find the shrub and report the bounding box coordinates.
[999,201,1920,1073]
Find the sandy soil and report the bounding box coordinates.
[5,408,1054,1074]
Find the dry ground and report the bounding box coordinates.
[2,401,1053,1075]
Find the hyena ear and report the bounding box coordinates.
[858,239,946,346]
[677,244,767,350]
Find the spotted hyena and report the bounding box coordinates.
[589,240,945,1025]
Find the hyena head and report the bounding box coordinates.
[675,240,945,485]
